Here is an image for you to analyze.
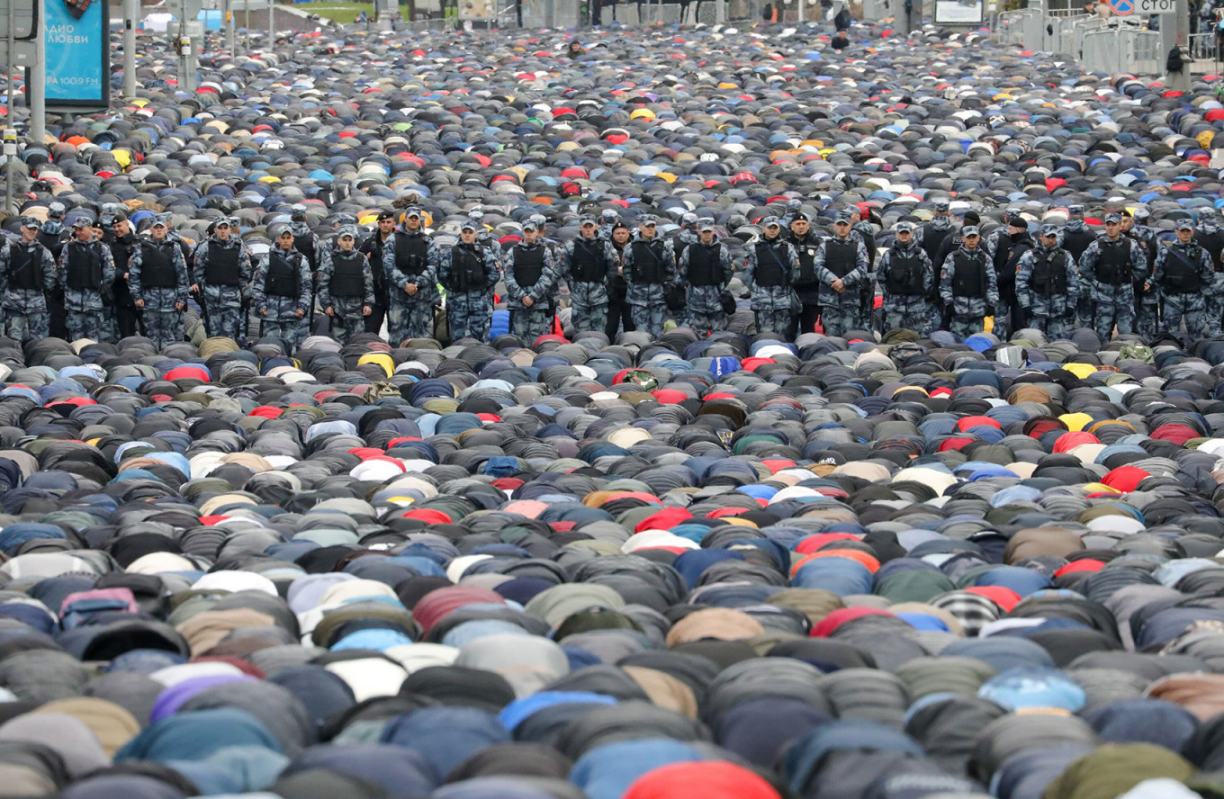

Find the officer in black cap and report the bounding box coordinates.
[985,208,1033,338]
[787,210,822,338]
[359,210,396,335]
[108,211,143,338]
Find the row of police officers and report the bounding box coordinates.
[1,202,1218,348]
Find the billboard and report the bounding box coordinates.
[933,0,983,23]
[43,0,109,109]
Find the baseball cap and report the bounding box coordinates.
[290,204,307,220]
[19,217,39,229]
[47,202,65,219]
[682,212,698,224]
[579,216,596,226]
[699,219,715,232]
[1040,224,1058,237]
[522,221,539,232]
[405,207,423,218]
[833,210,851,223]
[1067,205,1084,217]
[461,221,477,232]
[1176,220,1195,231]
[1104,213,1122,224]
[762,216,781,228]
[338,226,357,239]
[932,198,950,211]
[639,216,657,226]
[962,226,980,237]
[71,218,91,229]
[895,221,915,233]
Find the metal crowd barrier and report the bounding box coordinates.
[993,8,1167,76]
[1079,20,1159,72]
[1190,30,1219,62]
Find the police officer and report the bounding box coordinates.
[1059,205,1097,328]
[814,209,870,336]
[623,215,677,338]
[38,202,69,261]
[380,207,437,344]
[606,221,634,340]
[438,221,499,341]
[1151,220,1214,339]
[917,198,954,266]
[599,208,621,241]
[108,212,142,339]
[1125,208,1160,339]
[565,217,618,335]
[849,206,879,330]
[0,218,56,341]
[360,212,394,336]
[986,209,1032,339]
[252,225,312,350]
[1200,213,1224,336]
[193,218,252,340]
[672,212,699,263]
[939,226,998,340]
[744,217,800,336]
[677,218,733,336]
[877,221,934,334]
[59,218,116,341]
[288,204,322,332]
[504,220,562,340]
[788,211,823,338]
[1078,212,1148,341]
[129,215,190,350]
[1015,224,1080,340]
[319,226,374,343]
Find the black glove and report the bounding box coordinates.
[985,304,996,317]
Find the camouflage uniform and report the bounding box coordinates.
[1078,235,1148,342]
[985,228,1034,341]
[1059,220,1097,327]
[129,236,190,349]
[1128,226,1160,340]
[289,222,321,283]
[939,245,999,340]
[504,241,562,340]
[564,235,618,335]
[623,234,676,338]
[318,245,375,343]
[251,247,312,349]
[1197,220,1224,336]
[678,238,733,335]
[916,217,954,266]
[38,218,69,339]
[1151,238,1214,340]
[194,237,252,341]
[1015,243,1080,340]
[438,241,499,341]
[381,229,438,344]
[59,238,116,341]
[0,238,56,341]
[877,240,934,333]
[744,234,800,335]
[814,234,870,336]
